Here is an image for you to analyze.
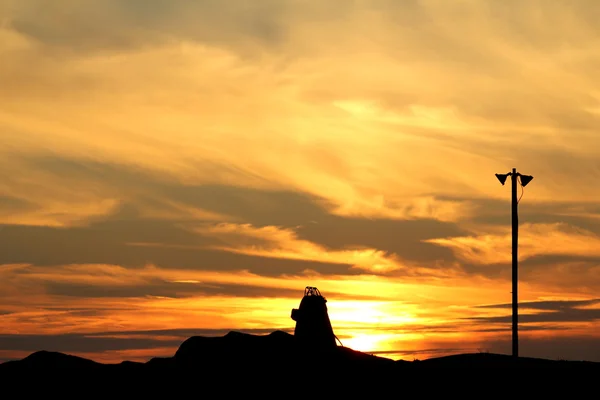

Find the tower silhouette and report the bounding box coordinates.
[291,286,337,350]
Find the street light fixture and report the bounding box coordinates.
[495,167,533,359]
[495,173,509,186]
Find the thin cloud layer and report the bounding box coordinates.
[194,222,422,274]
[3,0,600,214]
[468,298,600,324]
[426,222,600,265]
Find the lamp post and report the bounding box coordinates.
[495,168,534,359]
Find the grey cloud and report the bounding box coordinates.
[336,323,562,335]
[0,327,292,358]
[468,326,565,333]
[7,0,294,53]
[512,257,600,293]
[163,184,334,228]
[455,256,600,292]
[96,327,290,337]
[295,217,464,267]
[1,155,363,275]
[0,222,358,276]
[7,1,597,64]
[0,195,35,213]
[520,255,600,269]
[5,154,600,284]
[43,280,304,299]
[33,153,600,238]
[0,333,182,354]
[466,299,600,324]
[466,198,600,232]
[40,280,379,300]
[23,154,333,227]
[425,194,600,282]
[1,154,471,275]
[475,299,600,311]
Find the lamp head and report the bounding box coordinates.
[495,173,509,186]
[520,174,534,187]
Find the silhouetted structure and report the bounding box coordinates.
[495,168,534,358]
[291,286,337,350]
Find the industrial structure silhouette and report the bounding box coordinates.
[291,286,339,350]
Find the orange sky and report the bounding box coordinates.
[1,0,599,363]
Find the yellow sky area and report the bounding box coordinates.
[2,3,600,228]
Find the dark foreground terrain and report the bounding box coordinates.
[1,330,598,390]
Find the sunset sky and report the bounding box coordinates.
[1,0,600,364]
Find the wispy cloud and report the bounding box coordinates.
[426,223,600,264]
[194,222,417,273]
[3,0,600,222]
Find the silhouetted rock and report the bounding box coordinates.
[174,330,298,372]
[415,352,600,369]
[0,350,104,370]
[1,329,599,393]
[3,330,597,373]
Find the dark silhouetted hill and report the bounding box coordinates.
[4,350,104,369]
[1,330,598,388]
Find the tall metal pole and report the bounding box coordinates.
[511,167,519,358]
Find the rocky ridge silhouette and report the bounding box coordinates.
[1,329,598,372]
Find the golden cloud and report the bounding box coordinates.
[2,0,600,226]
[193,222,429,274]
[425,222,600,265]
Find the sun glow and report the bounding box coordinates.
[342,333,391,353]
[329,301,420,326]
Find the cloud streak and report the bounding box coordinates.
[426,223,600,264]
[468,298,600,324]
[194,222,425,274]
